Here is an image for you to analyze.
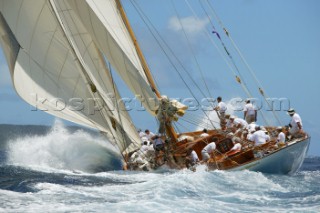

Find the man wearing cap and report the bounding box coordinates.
[214,96,227,129]
[287,108,304,138]
[243,99,257,124]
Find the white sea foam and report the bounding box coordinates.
[6,119,122,173]
[0,166,319,212]
[32,169,311,212]
[2,121,319,212]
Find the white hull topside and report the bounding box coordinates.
[229,137,311,174]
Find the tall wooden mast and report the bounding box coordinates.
[115,0,160,98]
[115,0,178,141]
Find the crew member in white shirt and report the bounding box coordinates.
[200,129,209,138]
[145,129,155,144]
[225,141,242,155]
[139,141,149,153]
[138,129,148,145]
[214,96,227,129]
[225,115,233,129]
[276,126,286,148]
[229,116,248,130]
[243,99,257,124]
[247,122,258,133]
[248,126,270,146]
[185,148,199,169]
[287,108,304,138]
[201,140,217,162]
[138,129,146,138]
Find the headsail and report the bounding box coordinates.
[0,0,141,154]
[51,0,143,153]
[65,0,159,115]
[0,0,188,155]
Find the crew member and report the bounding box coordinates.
[243,99,257,124]
[276,126,286,148]
[287,108,304,138]
[200,128,209,138]
[185,148,199,169]
[248,126,270,146]
[214,96,227,129]
[201,140,217,162]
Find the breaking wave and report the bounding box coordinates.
[6,120,122,173]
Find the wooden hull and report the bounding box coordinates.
[227,137,310,174]
[129,129,310,175]
[200,137,310,175]
[173,129,311,174]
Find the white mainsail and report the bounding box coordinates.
[0,0,146,154]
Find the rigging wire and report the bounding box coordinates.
[205,0,282,125]
[49,0,120,142]
[171,0,225,125]
[179,117,214,130]
[184,0,258,124]
[170,0,213,101]
[188,0,269,125]
[109,62,140,155]
[173,122,211,144]
[130,1,204,98]
[130,0,216,129]
[52,0,144,160]
[191,0,247,88]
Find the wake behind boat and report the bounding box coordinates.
[0,0,310,174]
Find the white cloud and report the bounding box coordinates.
[168,16,209,36]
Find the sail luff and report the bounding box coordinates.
[115,0,160,98]
[0,0,143,154]
[50,0,141,153]
[66,0,159,116]
[49,0,123,146]
[115,0,181,142]
[0,0,105,131]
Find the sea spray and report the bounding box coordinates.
[197,98,237,130]
[0,153,319,212]
[6,120,122,172]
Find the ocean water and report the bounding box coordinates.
[0,122,319,213]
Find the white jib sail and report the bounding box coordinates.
[0,0,141,154]
[51,0,142,153]
[65,0,159,115]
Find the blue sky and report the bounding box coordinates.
[0,0,319,156]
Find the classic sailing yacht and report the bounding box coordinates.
[0,0,310,174]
